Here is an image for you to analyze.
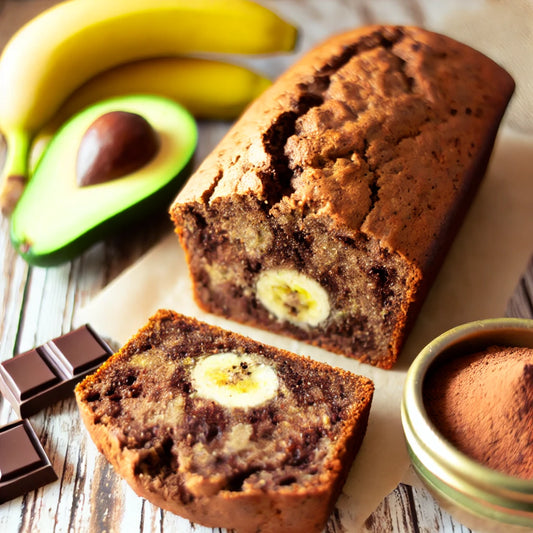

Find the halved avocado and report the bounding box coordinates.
[10,94,197,266]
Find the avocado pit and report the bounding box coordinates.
[76,110,160,187]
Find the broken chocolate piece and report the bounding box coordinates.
[0,419,57,503]
[0,325,112,417]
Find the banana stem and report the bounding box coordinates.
[0,129,30,216]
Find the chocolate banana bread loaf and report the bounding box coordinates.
[170,25,514,369]
[75,310,374,533]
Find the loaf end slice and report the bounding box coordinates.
[75,310,374,533]
[170,25,514,368]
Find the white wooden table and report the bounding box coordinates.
[0,0,530,531]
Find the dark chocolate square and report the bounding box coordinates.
[49,325,109,376]
[0,423,42,482]
[0,420,57,503]
[0,324,112,417]
[0,348,60,401]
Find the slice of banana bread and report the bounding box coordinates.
[75,310,374,533]
[170,25,514,369]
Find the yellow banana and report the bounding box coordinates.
[29,57,271,173]
[0,0,297,214]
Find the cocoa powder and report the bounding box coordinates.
[423,345,533,479]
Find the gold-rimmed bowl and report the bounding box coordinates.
[402,318,533,532]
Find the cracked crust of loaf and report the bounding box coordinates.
[170,25,514,368]
[75,310,374,533]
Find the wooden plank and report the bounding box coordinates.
[0,216,29,355]
[409,485,472,533]
[361,484,424,533]
[505,255,533,319]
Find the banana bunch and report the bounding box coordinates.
[191,352,279,409]
[0,0,297,214]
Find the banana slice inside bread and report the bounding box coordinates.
[75,310,374,533]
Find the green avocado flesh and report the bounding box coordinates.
[10,94,197,266]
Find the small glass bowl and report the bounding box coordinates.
[402,317,533,532]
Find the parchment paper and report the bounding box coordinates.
[73,1,533,530]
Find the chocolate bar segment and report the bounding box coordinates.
[47,325,110,376]
[0,423,42,480]
[0,325,112,417]
[1,349,60,401]
[0,419,57,503]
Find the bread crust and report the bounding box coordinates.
[171,26,514,368]
[174,25,514,264]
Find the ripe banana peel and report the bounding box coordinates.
[29,57,272,173]
[0,0,298,214]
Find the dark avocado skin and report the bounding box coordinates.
[10,95,197,266]
[14,156,195,266]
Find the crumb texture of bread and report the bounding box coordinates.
[170,25,514,369]
[75,310,374,533]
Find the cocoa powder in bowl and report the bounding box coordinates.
[423,345,533,480]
